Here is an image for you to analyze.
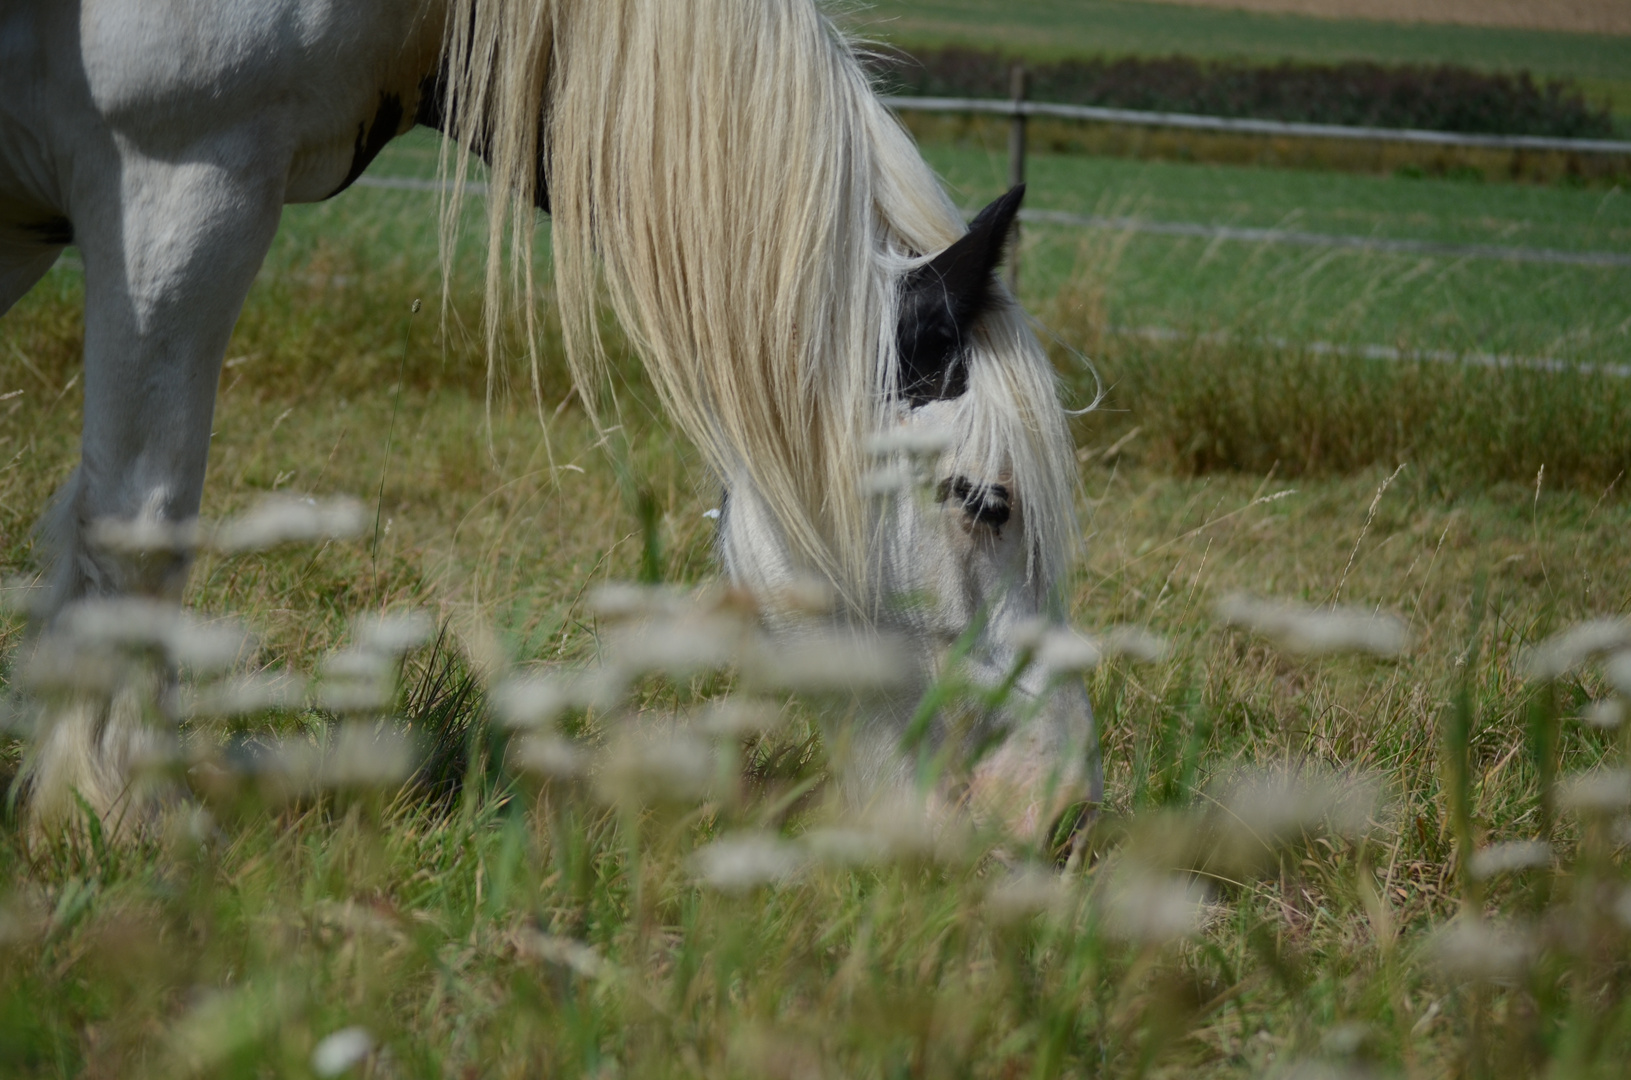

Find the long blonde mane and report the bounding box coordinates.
[438,0,1078,602]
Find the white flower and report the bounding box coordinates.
[985,867,1074,925]
[1519,619,1631,680]
[1100,870,1209,944]
[1426,916,1534,982]
[515,931,607,979]
[1556,769,1631,816]
[187,672,307,719]
[491,674,572,730]
[1216,594,1407,658]
[87,515,201,555]
[1216,767,1381,849]
[585,582,690,622]
[800,827,893,868]
[311,1027,372,1077]
[1098,625,1170,664]
[1035,627,1102,675]
[1468,841,1551,880]
[743,629,911,694]
[352,610,435,656]
[318,723,416,788]
[314,649,396,714]
[859,465,914,497]
[19,637,135,696]
[863,428,954,459]
[1580,699,1625,729]
[165,615,255,674]
[694,698,785,739]
[512,735,587,781]
[212,495,366,553]
[1604,650,1631,697]
[54,599,253,674]
[689,833,804,894]
[604,614,746,678]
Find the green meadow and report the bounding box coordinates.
[842,0,1631,116]
[4,92,1631,1080]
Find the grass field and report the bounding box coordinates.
[916,137,1631,356]
[843,0,1631,118]
[5,127,1631,1076]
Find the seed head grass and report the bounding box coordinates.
[4,141,1631,1077]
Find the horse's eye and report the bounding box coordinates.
[937,477,1011,529]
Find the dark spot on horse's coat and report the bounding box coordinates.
[938,477,1011,530]
[413,69,551,212]
[326,93,405,199]
[894,185,1024,407]
[24,216,72,246]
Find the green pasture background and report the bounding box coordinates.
[6,7,1631,1073]
[841,0,1631,120]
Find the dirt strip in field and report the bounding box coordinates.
[1140,0,1631,35]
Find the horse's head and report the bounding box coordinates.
[719,187,1099,849]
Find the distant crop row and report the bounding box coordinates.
[875,47,1617,139]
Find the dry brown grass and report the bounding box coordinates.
[1140,0,1631,36]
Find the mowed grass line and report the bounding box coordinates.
[842,0,1631,116]
[4,143,1631,1076]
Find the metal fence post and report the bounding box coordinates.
[1007,63,1028,293]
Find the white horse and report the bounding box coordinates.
[0,0,1097,842]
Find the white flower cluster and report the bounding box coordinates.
[1216,593,1408,658]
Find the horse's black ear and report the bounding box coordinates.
[895,184,1024,407]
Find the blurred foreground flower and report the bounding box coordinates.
[51,598,252,674]
[1426,916,1535,982]
[859,465,915,497]
[1216,594,1406,658]
[604,612,749,679]
[864,427,954,460]
[512,734,588,782]
[352,610,435,656]
[1013,619,1169,675]
[212,494,366,553]
[1211,767,1381,870]
[311,1027,373,1078]
[693,698,785,740]
[315,649,397,714]
[1519,618,1631,680]
[186,672,307,720]
[985,866,1075,925]
[690,832,804,894]
[1556,768,1631,816]
[801,826,893,869]
[1581,699,1625,729]
[246,723,417,800]
[88,514,201,555]
[1099,868,1210,944]
[1468,840,1551,880]
[516,930,609,979]
[743,629,911,695]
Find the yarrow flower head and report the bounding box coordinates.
[689,833,804,894]
[1216,594,1407,658]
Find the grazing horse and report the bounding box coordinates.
[0,0,1098,840]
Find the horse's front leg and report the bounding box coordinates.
[26,141,286,828]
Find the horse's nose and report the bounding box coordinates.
[967,673,1100,848]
